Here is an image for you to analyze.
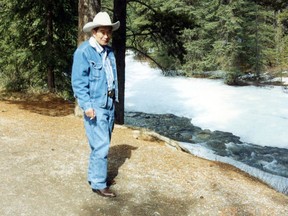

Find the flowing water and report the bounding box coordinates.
[125,53,288,194]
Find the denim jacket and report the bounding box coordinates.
[71,41,119,111]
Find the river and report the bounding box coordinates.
[124,53,288,194]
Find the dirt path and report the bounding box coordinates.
[0,93,288,216]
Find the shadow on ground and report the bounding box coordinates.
[78,144,196,215]
[79,192,195,216]
[0,91,74,117]
[108,144,138,182]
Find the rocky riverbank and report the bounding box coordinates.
[125,111,288,194]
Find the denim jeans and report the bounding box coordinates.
[83,97,115,190]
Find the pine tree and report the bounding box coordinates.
[0,0,78,93]
[126,0,196,74]
[275,9,288,75]
[182,0,276,84]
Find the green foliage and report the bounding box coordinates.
[276,9,288,70]
[126,0,196,73]
[0,0,78,94]
[181,0,277,82]
[1,0,287,94]
[123,0,286,82]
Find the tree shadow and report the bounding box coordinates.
[1,92,75,117]
[7,100,75,117]
[108,144,138,181]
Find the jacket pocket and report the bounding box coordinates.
[89,61,102,80]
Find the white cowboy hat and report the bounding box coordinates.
[83,12,120,33]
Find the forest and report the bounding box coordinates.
[0,0,287,96]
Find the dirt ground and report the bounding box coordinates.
[0,92,288,216]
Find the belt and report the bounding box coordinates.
[108,89,115,98]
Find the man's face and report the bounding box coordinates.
[93,26,112,46]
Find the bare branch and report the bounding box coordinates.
[127,0,158,14]
[126,46,165,72]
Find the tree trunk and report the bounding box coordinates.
[113,0,127,124]
[75,0,101,116]
[46,2,55,92]
[78,0,101,45]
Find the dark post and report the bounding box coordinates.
[113,0,127,124]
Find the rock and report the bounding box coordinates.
[124,111,288,180]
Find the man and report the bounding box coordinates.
[71,12,120,198]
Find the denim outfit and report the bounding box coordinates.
[71,39,118,190]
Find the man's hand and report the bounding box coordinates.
[85,108,96,120]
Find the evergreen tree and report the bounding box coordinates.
[0,0,36,91]
[1,0,286,94]
[275,9,288,75]
[182,0,276,84]
[0,0,78,94]
[126,0,196,74]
